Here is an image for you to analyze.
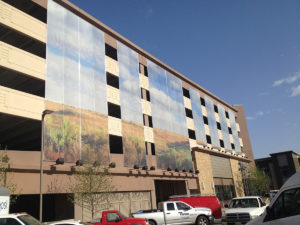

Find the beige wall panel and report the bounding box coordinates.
[0,1,46,43]
[194,152,214,194]
[184,97,192,109]
[215,113,220,122]
[105,56,119,76]
[186,117,194,130]
[144,126,154,143]
[230,159,244,197]
[239,138,243,147]
[226,118,231,127]
[107,86,120,105]
[104,33,117,48]
[108,116,122,136]
[236,123,240,132]
[141,99,152,116]
[218,130,223,140]
[189,139,197,148]
[201,106,207,116]
[229,134,234,143]
[0,86,44,120]
[204,124,210,135]
[140,74,149,90]
[138,55,147,66]
[0,42,45,80]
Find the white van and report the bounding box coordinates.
[247,170,300,225]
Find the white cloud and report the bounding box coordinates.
[273,72,300,87]
[246,116,255,120]
[290,85,300,97]
[256,111,264,116]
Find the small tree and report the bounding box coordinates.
[68,163,114,219]
[244,166,270,196]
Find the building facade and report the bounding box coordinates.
[256,151,300,190]
[0,0,253,222]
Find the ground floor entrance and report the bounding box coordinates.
[154,180,187,205]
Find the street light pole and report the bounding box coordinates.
[40,110,54,222]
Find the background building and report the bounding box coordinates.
[256,151,300,190]
[0,0,253,221]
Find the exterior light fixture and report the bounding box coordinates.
[167,167,172,171]
[175,168,179,172]
[189,169,193,173]
[195,170,200,174]
[56,158,64,165]
[182,169,186,172]
[76,160,83,166]
[109,162,116,168]
[142,166,148,170]
[134,164,139,169]
[93,161,100,167]
[150,166,155,170]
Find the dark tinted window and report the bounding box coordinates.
[109,135,123,154]
[151,143,155,155]
[225,111,229,119]
[105,44,117,61]
[203,116,208,125]
[200,97,206,106]
[228,127,232,134]
[143,114,153,127]
[182,88,190,98]
[167,203,175,211]
[231,143,235,149]
[220,140,224,148]
[206,135,211,144]
[106,72,119,88]
[188,129,196,140]
[185,108,193,118]
[108,103,121,118]
[217,122,221,130]
[141,88,151,101]
[214,105,218,113]
[0,218,21,225]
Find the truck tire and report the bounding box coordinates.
[196,215,210,225]
[148,220,156,225]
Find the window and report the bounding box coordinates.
[220,140,224,148]
[176,202,191,210]
[108,102,121,118]
[206,135,211,144]
[106,72,119,88]
[145,142,155,155]
[0,218,21,225]
[143,114,153,127]
[109,135,123,154]
[188,129,196,140]
[203,116,208,125]
[271,188,300,220]
[217,122,221,130]
[200,97,206,106]
[139,63,148,77]
[225,111,229,119]
[141,88,151,101]
[167,203,175,211]
[105,44,117,61]
[228,127,232,134]
[214,105,218,113]
[231,143,235,150]
[182,88,190,98]
[185,108,193,118]
[106,213,122,222]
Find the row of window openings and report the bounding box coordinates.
[185,108,232,134]
[110,134,155,155]
[183,88,230,119]
[105,43,150,78]
[188,129,236,150]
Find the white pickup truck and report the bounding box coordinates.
[0,213,43,225]
[222,196,267,225]
[132,200,214,225]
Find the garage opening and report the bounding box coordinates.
[154,180,187,205]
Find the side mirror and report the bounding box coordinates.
[224,204,229,208]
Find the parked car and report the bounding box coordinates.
[49,221,90,225]
[132,200,213,225]
[0,213,42,225]
[169,194,222,220]
[247,170,300,225]
[222,196,267,224]
[89,210,149,225]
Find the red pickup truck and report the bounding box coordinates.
[89,210,149,225]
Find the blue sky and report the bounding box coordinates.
[68,0,300,158]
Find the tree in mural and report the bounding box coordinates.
[68,163,114,219]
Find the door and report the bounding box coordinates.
[165,202,182,224]
[175,202,193,224]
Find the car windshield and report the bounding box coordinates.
[18,215,43,225]
[229,198,259,208]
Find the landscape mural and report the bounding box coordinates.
[45,0,109,164]
[148,61,193,171]
[118,42,146,167]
